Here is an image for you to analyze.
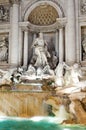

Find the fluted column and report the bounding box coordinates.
[19,28,23,65]
[55,30,59,57]
[59,28,64,62]
[9,6,13,64]
[65,0,76,64]
[10,0,19,66]
[75,0,80,62]
[23,30,29,66]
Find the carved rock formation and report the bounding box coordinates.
[54,86,86,125]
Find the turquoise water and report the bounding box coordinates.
[0,117,85,130]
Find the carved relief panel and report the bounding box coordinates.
[81,27,86,61]
[0,5,10,22]
[0,33,9,63]
[80,0,86,15]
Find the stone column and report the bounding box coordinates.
[23,30,29,66]
[55,30,59,57]
[19,28,23,65]
[65,0,76,64]
[59,28,64,62]
[75,0,80,62]
[9,6,13,64]
[10,0,19,66]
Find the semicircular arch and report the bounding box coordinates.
[23,0,65,21]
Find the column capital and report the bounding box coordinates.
[56,17,67,29]
[9,0,21,5]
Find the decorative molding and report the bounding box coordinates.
[80,0,86,15]
[19,17,67,32]
[56,17,67,29]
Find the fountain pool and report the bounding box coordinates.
[0,116,85,130]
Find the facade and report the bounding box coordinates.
[0,0,85,67]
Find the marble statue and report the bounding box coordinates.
[3,9,9,21]
[49,51,58,69]
[0,68,17,85]
[54,62,83,87]
[42,64,55,76]
[0,36,8,62]
[0,5,9,21]
[82,35,86,60]
[64,63,82,86]
[37,67,43,76]
[0,5,4,20]
[82,38,86,53]
[54,62,65,87]
[31,32,50,68]
[26,64,36,76]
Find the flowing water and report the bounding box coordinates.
[0,84,86,130]
[0,116,85,130]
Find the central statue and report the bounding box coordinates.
[31,32,50,68]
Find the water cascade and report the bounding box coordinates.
[0,33,86,129]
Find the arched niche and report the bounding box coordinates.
[23,0,65,21]
[28,4,59,26]
[22,0,65,66]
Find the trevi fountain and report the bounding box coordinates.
[0,0,86,130]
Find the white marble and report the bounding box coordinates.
[23,30,29,66]
[59,28,64,62]
[55,30,59,57]
[0,0,86,68]
[65,0,76,64]
[18,28,23,65]
[10,3,19,66]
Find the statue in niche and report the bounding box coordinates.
[81,34,86,60]
[0,36,8,62]
[31,32,51,68]
[0,5,9,21]
[0,5,4,20]
[49,51,58,69]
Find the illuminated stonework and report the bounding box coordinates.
[28,4,59,26]
[0,0,85,67]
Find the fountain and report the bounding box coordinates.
[0,33,86,129]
